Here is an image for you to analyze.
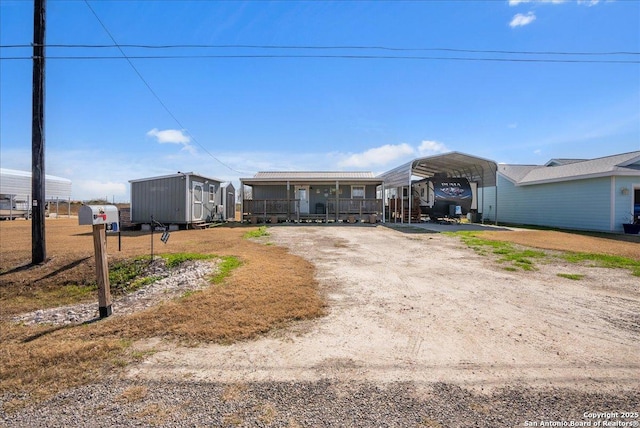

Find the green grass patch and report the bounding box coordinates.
[52,284,96,300]
[557,273,585,281]
[108,253,217,294]
[162,252,214,268]
[211,256,242,284]
[562,252,640,277]
[109,256,151,293]
[449,231,545,271]
[450,231,640,277]
[243,226,269,239]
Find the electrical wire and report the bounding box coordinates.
[2,53,638,63]
[2,43,638,57]
[82,0,248,175]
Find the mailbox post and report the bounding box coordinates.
[78,205,119,318]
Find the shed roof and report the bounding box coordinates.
[500,151,640,186]
[379,151,498,188]
[129,171,225,184]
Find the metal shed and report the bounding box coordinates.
[0,168,72,219]
[129,172,228,228]
[378,152,498,224]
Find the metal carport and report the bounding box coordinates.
[378,151,498,224]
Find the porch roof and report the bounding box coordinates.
[241,171,383,186]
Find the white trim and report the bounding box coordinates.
[208,184,216,203]
[192,181,204,221]
[610,176,615,232]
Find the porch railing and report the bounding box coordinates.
[243,199,299,217]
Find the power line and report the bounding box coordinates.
[1,53,638,63]
[2,43,638,56]
[82,0,246,175]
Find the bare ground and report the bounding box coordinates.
[129,226,639,393]
[2,220,639,426]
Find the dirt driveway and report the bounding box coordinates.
[129,226,639,393]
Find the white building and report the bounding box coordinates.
[0,168,72,218]
[495,151,640,233]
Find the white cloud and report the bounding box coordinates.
[146,128,190,144]
[338,143,414,168]
[337,140,450,168]
[510,12,537,27]
[508,123,518,129]
[146,128,196,154]
[417,140,450,156]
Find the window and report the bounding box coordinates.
[209,184,216,203]
[352,185,365,199]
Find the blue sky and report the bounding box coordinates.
[1,0,639,201]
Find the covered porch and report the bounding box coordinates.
[240,171,384,224]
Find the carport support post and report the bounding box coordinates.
[335,180,339,222]
[92,223,112,318]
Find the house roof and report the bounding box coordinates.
[379,151,498,188]
[500,151,640,186]
[544,158,587,167]
[241,171,382,185]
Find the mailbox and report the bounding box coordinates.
[78,205,119,232]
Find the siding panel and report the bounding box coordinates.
[131,177,186,223]
[497,174,612,231]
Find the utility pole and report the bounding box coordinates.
[32,0,46,264]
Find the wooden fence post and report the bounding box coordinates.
[93,223,112,318]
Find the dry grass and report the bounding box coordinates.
[117,385,149,403]
[0,218,324,404]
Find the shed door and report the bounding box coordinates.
[226,191,235,220]
[296,185,309,214]
[192,181,204,221]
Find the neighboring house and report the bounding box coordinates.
[496,151,640,233]
[240,171,384,223]
[130,172,231,228]
[0,168,72,219]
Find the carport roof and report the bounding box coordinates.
[378,151,498,188]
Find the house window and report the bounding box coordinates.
[352,185,365,199]
[209,184,216,203]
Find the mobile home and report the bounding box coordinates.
[240,171,384,223]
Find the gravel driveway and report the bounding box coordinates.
[3,225,639,427]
